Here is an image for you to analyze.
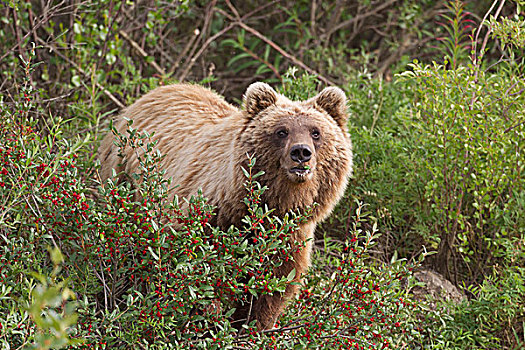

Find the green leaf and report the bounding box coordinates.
[148,246,159,261]
[226,52,253,67]
[286,268,296,281]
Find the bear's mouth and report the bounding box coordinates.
[289,166,312,177]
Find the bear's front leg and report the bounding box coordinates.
[231,268,300,331]
[250,277,301,330]
[248,235,314,329]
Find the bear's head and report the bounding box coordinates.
[241,82,351,186]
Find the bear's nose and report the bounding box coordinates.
[290,144,312,163]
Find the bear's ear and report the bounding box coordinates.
[310,87,348,129]
[243,82,278,116]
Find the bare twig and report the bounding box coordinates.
[178,23,235,82]
[225,0,240,20]
[504,120,525,133]
[479,0,506,60]
[323,0,345,45]
[0,1,79,62]
[239,44,282,80]
[215,4,335,85]
[96,260,110,310]
[177,1,217,81]
[119,29,166,76]
[310,0,317,39]
[27,7,40,62]
[503,87,525,133]
[235,20,335,86]
[167,26,201,76]
[473,0,506,66]
[241,0,281,21]
[236,294,255,337]
[34,37,125,109]
[11,7,27,63]
[322,0,397,40]
[470,0,506,107]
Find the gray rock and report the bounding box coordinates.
[411,269,466,306]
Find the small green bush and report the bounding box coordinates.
[396,4,525,279]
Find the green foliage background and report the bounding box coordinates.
[0,0,524,349]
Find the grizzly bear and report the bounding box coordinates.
[97,82,353,330]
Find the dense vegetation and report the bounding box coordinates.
[0,0,524,349]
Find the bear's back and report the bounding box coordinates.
[120,83,237,131]
[98,84,243,205]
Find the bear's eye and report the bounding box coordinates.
[276,129,289,138]
[311,129,321,140]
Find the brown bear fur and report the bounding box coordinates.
[97,82,353,330]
